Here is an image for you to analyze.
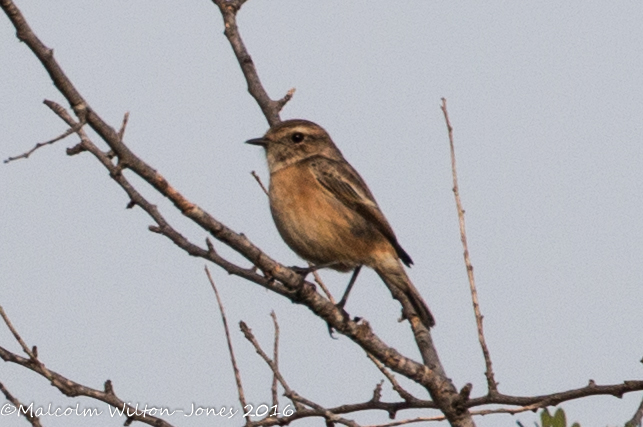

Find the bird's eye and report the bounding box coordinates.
[291,132,305,143]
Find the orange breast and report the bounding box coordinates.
[268,164,392,269]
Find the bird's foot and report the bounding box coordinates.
[289,265,315,278]
[289,262,336,280]
[327,303,352,339]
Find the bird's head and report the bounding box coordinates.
[246,119,343,173]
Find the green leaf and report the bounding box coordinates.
[541,408,553,427]
[552,408,567,427]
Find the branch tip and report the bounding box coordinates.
[440,98,498,393]
[104,379,114,394]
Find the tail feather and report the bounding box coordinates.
[375,258,435,328]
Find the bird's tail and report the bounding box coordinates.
[375,257,435,328]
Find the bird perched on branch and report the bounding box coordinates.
[246,119,434,328]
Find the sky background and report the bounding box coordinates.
[1,1,643,426]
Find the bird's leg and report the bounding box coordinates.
[325,266,362,339]
[337,265,362,310]
[289,262,336,279]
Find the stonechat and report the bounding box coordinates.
[247,119,434,328]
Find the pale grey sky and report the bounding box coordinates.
[1,2,642,426]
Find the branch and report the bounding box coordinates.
[0,381,43,427]
[239,319,363,426]
[251,170,269,195]
[0,306,36,359]
[211,0,294,126]
[467,379,643,409]
[440,98,497,393]
[366,353,419,404]
[3,120,84,163]
[270,311,280,409]
[625,394,643,427]
[0,309,176,427]
[205,267,251,427]
[239,321,304,412]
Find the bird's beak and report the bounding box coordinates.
[245,137,268,147]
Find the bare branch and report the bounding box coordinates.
[625,395,643,427]
[309,266,336,303]
[3,120,84,163]
[367,353,419,404]
[0,315,176,427]
[364,414,447,426]
[210,0,294,126]
[0,306,36,360]
[205,267,252,427]
[270,311,280,409]
[239,321,303,411]
[467,379,643,408]
[440,98,497,394]
[117,111,130,141]
[0,381,43,427]
[251,170,269,196]
[288,392,360,427]
[275,87,296,112]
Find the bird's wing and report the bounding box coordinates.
[307,156,413,266]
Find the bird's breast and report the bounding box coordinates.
[268,164,389,268]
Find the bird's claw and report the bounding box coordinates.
[327,303,352,339]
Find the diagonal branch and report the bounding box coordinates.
[239,321,304,412]
[206,267,252,427]
[440,98,497,394]
[0,311,176,427]
[0,306,35,359]
[366,353,419,404]
[625,394,643,427]
[0,381,43,427]
[3,120,85,163]
[211,0,294,126]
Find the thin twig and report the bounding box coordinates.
[117,112,130,142]
[626,395,643,427]
[275,87,296,111]
[0,326,176,426]
[0,382,43,427]
[364,414,447,426]
[440,98,497,393]
[288,392,360,427]
[211,0,292,126]
[362,403,548,427]
[4,121,84,163]
[270,311,280,408]
[205,267,251,427]
[309,264,336,302]
[251,170,269,196]
[0,306,36,359]
[366,353,418,403]
[239,321,304,411]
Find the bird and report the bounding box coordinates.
[246,119,434,328]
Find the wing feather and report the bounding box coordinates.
[307,156,413,266]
